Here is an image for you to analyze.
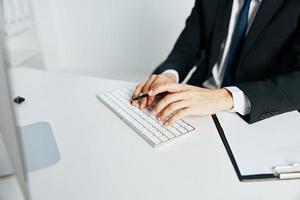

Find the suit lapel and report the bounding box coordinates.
[209,0,233,70]
[239,0,285,62]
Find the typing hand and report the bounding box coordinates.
[149,83,234,126]
[131,73,177,109]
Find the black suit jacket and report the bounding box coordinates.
[153,0,300,123]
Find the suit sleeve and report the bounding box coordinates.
[153,0,203,83]
[236,19,300,124]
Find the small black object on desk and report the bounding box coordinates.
[13,96,25,104]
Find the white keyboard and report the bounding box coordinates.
[97,88,195,147]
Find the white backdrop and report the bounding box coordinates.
[31,0,195,82]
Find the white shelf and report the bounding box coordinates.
[3,28,42,68]
[2,18,33,36]
[1,0,33,36]
[4,48,40,67]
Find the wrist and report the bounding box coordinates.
[163,73,177,83]
[218,88,234,111]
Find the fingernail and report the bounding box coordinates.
[164,122,169,126]
[148,90,154,96]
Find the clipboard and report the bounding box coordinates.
[212,111,300,182]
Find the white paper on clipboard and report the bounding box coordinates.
[216,111,300,176]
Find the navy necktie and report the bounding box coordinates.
[222,0,252,87]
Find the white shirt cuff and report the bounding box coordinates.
[162,69,179,83]
[224,86,251,115]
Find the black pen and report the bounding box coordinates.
[131,93,149,102]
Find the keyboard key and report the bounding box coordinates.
[163,131,175,139]
[158,135,168,142]
[158,127,167,133]
[141,129,154,138]
[167,127,182,136]
[153,122,162,128]
[186,126,195,131]
[172,123,182,129]
[144,123,154,130]
[149,136,161,145]
[152,129,163,137]
[179,120,188,127]
[178,127,188,134]
[131,120,142,129]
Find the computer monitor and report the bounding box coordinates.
[0,1,59,199]
[0,39,31,199]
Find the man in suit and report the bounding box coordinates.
[131,0,300,126]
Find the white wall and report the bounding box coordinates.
[31,0,195,82]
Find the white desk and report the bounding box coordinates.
[0,68,300,200]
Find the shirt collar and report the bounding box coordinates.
[243,0,262,3]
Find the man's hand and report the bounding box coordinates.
[150,83,234,126]
[131,73,177,109]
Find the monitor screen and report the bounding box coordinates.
[0,40,31,200]
[0,0,38,199]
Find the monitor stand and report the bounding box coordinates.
[0,122,60,177]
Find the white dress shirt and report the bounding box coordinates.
[163,0,262,115]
